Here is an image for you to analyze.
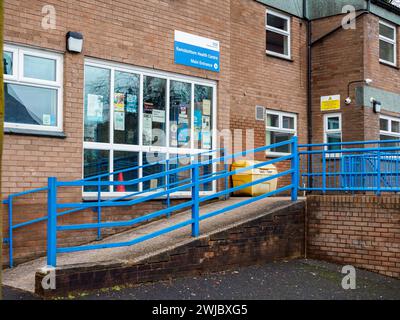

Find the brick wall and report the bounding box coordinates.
[2,0,308,266]
[35,201,305,297]
[363,14,400,124]
[229,0,308,188]
[311,13,400,144]
[307,195,400,279]
[311,13,367,144]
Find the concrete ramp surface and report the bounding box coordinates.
[2,197,305,297]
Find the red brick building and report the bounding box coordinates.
[2,0,400,265]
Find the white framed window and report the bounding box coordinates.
[83,58,217,199]
[379,20,397,66]
[265,110,297,156]
[380,115,400,146]
[324,113,342,152]
[3,44,63,132]
[266,9,291,59]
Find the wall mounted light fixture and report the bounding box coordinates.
[66,31,83,53]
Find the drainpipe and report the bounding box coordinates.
[303,0,311,259]
[303,0,313,190]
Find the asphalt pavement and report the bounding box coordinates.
[3,259,399,300]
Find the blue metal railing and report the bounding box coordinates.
[299,139,400,194]
[4,138,299,268]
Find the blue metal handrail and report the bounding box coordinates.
[299,139,400,194]
[3,137,299,268]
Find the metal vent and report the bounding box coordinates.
[255,105,265,121]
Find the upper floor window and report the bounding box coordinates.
[266,9,291,59]
[324,113,342,152]
[380,115,400,146]
[3,44,63,132]
[379,21,397,66]
[265,110,297,155]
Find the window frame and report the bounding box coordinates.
[380,115,400,140]
[265,9,291,60]
[83,58,218,199]
[323,113,342,154]
[379,20,397,67]
[3,44,63,132]
[265,109,297,157]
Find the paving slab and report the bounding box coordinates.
[3,197,301,293]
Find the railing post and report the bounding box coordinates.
[223,148,230,201]
[377,149,381,196]
[166,159,171,216]
[8,196,13,268]
[97,176,102,240]
[322,148,327,194]
[291,137,299,201]
[191,163,200,237]
[47,177,57,267]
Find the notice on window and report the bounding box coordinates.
[143,113,152,145]
[202,115,210,131]
[178,114,188,125]
[152,109,166,123]
[114,93,125,112]
[180,105,187,115]
[87,94,103,121]
[126,94,138,113]
[170,121,178,147]
[178,124,190,144]
[114,112,125,131]
[43,114,51,126]
[203,99,211,115]
[321,95,341,111]
[202,131,212,149]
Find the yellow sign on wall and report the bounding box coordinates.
[321,95,341,111]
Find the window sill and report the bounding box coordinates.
[379,60,399,70]
[266,52,294,63]
[4,127,67,138]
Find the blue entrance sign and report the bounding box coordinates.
[174,30,220,72]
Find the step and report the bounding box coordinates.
[2,197,305,297]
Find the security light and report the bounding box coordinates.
[365,79,373,85]
[370,98,382,114]
[66,31,83,53]
[345,79,374,105]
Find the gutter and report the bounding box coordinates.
[371,0,400,15]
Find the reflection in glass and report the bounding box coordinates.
[143,152,166,191]
[168,154,192,192]
[170,81,191,148]
[380,118,389,131]
[199,155,213,191]
[3,51,13,75]
[4,83,57,126]
[327,117,340,130]
[143,76,166,146]
[380,40,395,63]
[114,71,140,145]
[380,24,395,40]
[194,85,213,150]
[283,116,294,129]
[327,133,342,151]
[267,14,288,31]
[84,65,110,143]
[84,149,110,192]
[24,55,56,81]
[114,151,139,192]
[267,114,279,127]
[266,31,288,56]
[266,131,294,153]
